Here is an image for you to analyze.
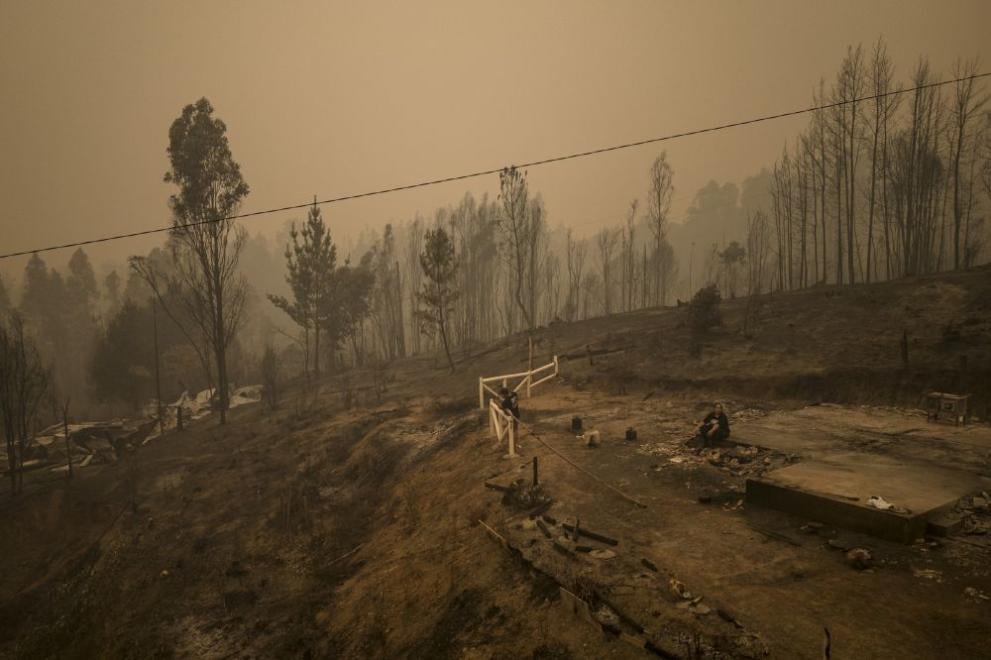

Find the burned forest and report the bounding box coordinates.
[2,3,991,659]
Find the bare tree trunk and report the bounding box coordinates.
[835,151,844,285]
[62,400,73,480]
[152,301,164,437]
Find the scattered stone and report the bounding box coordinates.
[964,587,989,602]
[734,632,770,657]
[912,568,943,581]
[962,517,990,535]
[668,577,693,600]
[724,499,744,511]
[593,606,620,627]
[589,549,617,560]
[845,548,873,570]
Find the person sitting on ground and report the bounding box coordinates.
[697,402,730,447]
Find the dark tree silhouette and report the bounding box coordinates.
[0,313,49,494]
[416,226,459,372]
[269,199,337,377]
[161,97,250,424]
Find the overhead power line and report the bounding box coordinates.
[2,71,988,261]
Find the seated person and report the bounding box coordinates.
[697,403,730,446]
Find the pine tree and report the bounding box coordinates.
[268,199,336,377]
[416,226,459,372]
[67,248,97,302]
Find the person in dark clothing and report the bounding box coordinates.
[697,403,730,447]
[500,387,520,430]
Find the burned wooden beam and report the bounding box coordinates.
[527,500,552,518]
[562,523,620,547]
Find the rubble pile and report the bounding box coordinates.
[639,438,795,479]
[698,445,797,478]
[500,479,552,511]
[730,407,768,423]
[955,492,991,536]
[2,385,263,477]
[22,419,155,474]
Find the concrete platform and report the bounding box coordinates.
[745,454,986,543]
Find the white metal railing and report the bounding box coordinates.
[477,355,559,410]
[489,399,519,458]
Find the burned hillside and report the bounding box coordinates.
[0,265,989,659]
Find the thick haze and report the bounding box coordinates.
[1,0,987,286]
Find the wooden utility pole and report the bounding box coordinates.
[152,299,164,437]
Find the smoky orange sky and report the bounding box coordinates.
[1,0,988,284]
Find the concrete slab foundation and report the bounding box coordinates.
[745,455,985,543]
